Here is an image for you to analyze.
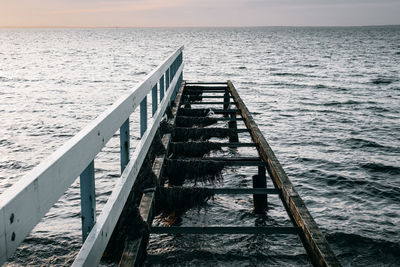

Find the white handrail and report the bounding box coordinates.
[0,46,184,264]
[73,62,183,267]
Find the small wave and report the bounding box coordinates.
[0,160,33,170]
[316,173,368,188]
[313,84,327,89]
[395,51,400,55]
[344,138,391,150]
[302,64,319,68]
[361,162,400,176]
[326,232,400,265]
[52,134,74,138]
[272,72,310,77]
[237,66,246,69]
[322,100,361,106]
[0,139,13,147]
[366,106,392,113]
[371,77,396,85]
[6,236,80,266]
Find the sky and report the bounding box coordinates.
[1,0,400,27]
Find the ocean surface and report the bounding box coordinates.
[0,26,399,266]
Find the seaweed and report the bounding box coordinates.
[172,127,237,142]
[169,142,222,157]
[103,192,149,262]
[155,186,214,217]
[164,158,224,186]
[182,89,203,103]
[132,155,158,203]
[177,108,211,117]
[159,119,174,135]
[182,89,203,102]
[175,116,218,127]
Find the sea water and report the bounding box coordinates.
[0,26,399,266]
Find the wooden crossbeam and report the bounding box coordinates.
[174,127,248,133]
[177,157,265,166]
[175,116,243,121]
[169,142,256,148]
[184,95,234,98]
[211,188,280,195]
[185,82,227,85]
[150,226,300,235]
[177,108,239,114]
[181,102,234,105]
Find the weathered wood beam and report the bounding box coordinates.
[174,116,243,122]
[186,95,234,99]
[227,81,340,267]
[180,102,234,105]
[205,188,280,195]
[185,82,227,85]
[150,226,300,235]
[169,142,256,148]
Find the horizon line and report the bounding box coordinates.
[1,24,400,29]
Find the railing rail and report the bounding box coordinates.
[0,46,184,265]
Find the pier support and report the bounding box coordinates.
[228,113,239,143]
[140,97,147,137]
[80,161,96,242]
[152,85,158,116]
[120,119,130,174]
[252,166,267,213]
[159,75,165,101]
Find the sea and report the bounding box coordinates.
[0,26,399,266]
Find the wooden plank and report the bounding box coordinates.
[184,90,229,94]
[118,137,172,267]
[118,166,158,266]
[180,102,233,105]
[175,116,242,122]
[175,157,265,167]
[174,127,248,133]
[185,82,227,85]
[118,239,141,267]
[210,109,239,113]
[169,142,256,148]
[187,188,280,195]
[201,157,261,161]
[178,108,240,115]
[150,226,300,235]
[187,95,234,99]
[72,61,184,267]
[227,81,340,267]
[0,46,183,264]
[185,88,228,91]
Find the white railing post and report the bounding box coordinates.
[159,75,164,101]
[79,161,96,242]
[166,69,170,91]
[152,84,157,116]
[119,119,130,173]
[140,97,147,137]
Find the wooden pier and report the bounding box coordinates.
[0,47,340,266]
